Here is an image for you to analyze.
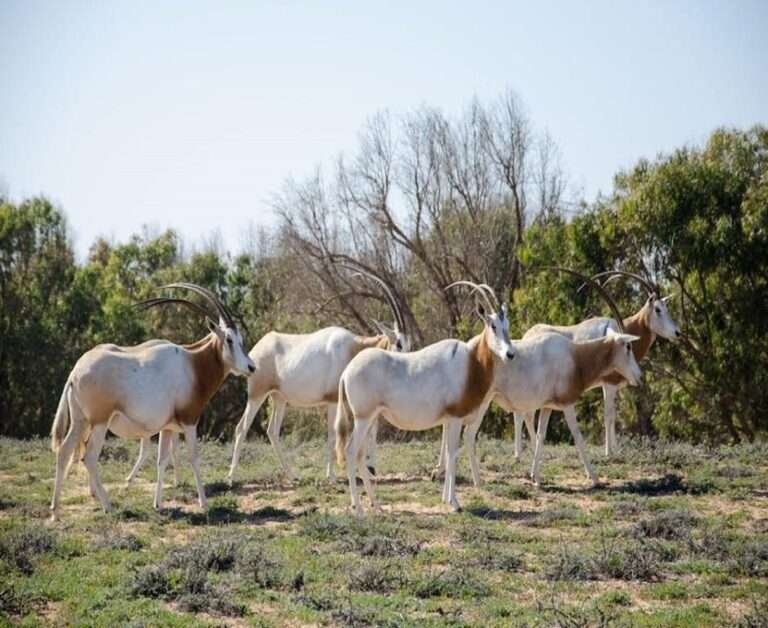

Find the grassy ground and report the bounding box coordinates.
[1,432,767,627]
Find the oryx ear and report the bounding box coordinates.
[206,318,223,337]
[619,333,641,344]
[500,303,509,320]
[372,319,396,341]
[661,293,676,303]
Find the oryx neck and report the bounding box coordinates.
[176,334,228,425]
[623,306,655,360]
[573,337,616,391]
[444,330,495,418]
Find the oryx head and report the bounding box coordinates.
[371,319,411,352]
[591,270,681,342]
[335,260,413,353]
[606,328,642,385]
[137,283,256,377]
[446,281,514,362]
[645,294,680,341]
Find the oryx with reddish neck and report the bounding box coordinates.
[433,270,645,487]
[517,270,679,457]
[49,283,255,521]
[227,263,411,482]
[335,281,514,514]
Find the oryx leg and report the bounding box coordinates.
[325,403,337,480]
[345,416,371,516]
[563,406,599,485]
[170,433,181,487]
[364,418,378,476]
[513,411,524,458]
[603,385,618,456]
[153,430,174,510]
[50,391,86,520]
[82,423,111,513]
[524,411,536,447]
[514,411,537,458]
[266,397,295,479]
[228,393,268,482]
[442,418,463,511]
[464,404,489,488]
[182,424,207,509]
[530,408,553,485]
[355,416,381,513]
[126,436,152,485]
[431,424,448,480]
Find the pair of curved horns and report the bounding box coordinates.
[445,280,501,317]
[335,260,406,335]
[539,267,626,333]
[590,270,660,299]
[135,282,236,328]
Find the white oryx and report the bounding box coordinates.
[49,283,255,520]
[335,281,515,514]
[516,270,680,457]
[434,269,644,487]
[227,263,411,482]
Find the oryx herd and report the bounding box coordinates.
[49,267,680,520]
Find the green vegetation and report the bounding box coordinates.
[2,124,767,443]
[1,436,767,626]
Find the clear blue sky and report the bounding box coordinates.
[1,1,766,257]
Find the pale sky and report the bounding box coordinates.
[1,1,766,258]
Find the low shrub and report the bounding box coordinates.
[546,539,663,582]
[412,570,490,599]
[633,510,697,540]
[0,526,57,575]
[347,562,401,593]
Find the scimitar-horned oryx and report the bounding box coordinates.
[49,283,254,520]
[227,262,412,483]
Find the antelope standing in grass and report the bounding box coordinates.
[434,270,644,487]
[336,281,514,514]
[515,270,679,457]
[227,264,411,482]
[49,283,255,521]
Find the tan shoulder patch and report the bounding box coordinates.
[175,335,229,425]
[553,338,615,405]
[444,332,495,418]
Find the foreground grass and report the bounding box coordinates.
[1,432,767,627]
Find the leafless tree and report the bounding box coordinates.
[274,90,567,341]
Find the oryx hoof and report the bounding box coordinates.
[366,465,377,477]
[429,468,444,482]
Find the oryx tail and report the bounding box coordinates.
[335,377,354,465]
[51,382,71,452]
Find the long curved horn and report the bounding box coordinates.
[336,262,406,334]
[135,297,215,321]
[162,283,235,327]
[590,270,659,298]
[475,283,500,310]
[540,267,626,332]
[445,280,497,315]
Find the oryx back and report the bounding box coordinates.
[342,336,490,431]
[71,341,195,433]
